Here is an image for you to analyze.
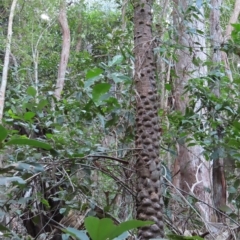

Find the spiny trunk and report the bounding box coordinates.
[133,0,164,239]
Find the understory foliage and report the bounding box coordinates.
[0,0,240,239]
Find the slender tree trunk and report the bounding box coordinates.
[225,0,240,39]
[133,0,164,239]
[172,0,213,223]
[0,0,18,122]
[55,0,70,100]
[210,0,227,222]
[221,0,240,82]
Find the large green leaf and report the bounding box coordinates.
[92,83,111,105]
[6,139,52,150]
[109,220,153,239]
[0,125,8,142]
[84,217,153,240]
[86,68,103,79]
[84,68,104,89]
[26,86,37,97]
[84,217,116,240]
[24,112,35,121]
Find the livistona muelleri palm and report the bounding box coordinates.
[133,0,164,239]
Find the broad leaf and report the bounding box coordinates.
[0,176,25,185]
[233,121,240,130]
[0,224,10,231]
[113,231,129,240]
[108,55,123,67]
[231,23,240,32]
[64,228,89,240]
[167,234,203,239]
[86,68,103,79]
[92,83,111,105]
[37,99,48,110]
[6,139,52,150]
[85,217,153,240]
[27,86,37,97]
[84,217,116,240]
[24,112,35,121]
[111,73,130,84]
[109,220,154,239]
[13,162,44,173]
[0,125,8,142]
[165,83,172,91]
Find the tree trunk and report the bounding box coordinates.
[0,0,18,122]
[172,0,213,223]
[55,0,70,101]
[221,0,240,82]
[133,0,164,239]
[225,0,240,39]
[210,0,227,222]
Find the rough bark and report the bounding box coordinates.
[225,0,240,40]
[210,0,227,222]
[0,0,18,122]
[133,0,164,239]
[172,0,213,222]
[55,0,70,100]
[221,0,240,82]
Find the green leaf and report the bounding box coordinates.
[111,73,130,84]
[113,231,129,240]
[165,84,172,91]
[84,217,116,240]
[84,217,153,240]
[6,139,52,150]
[62,234,70,240]
[27,86,37,97]
[215,104,222,110]
[37,99,48,110]
[0,176,26,185]
[0,224,10,231]
[167,234,203,239]
[233,121,240,130]
[108,55,123,67]
[231,23,240,32]
[60,208,66,214]
[219,205,232,214]
[109,220,154,239]
[86,68,103,79]
[24,112,35,121]
[64,228,89,240]
[41,198,50,209]
[229,139,240,148]
[13,162,44,172]
[0,125,8,142]
[85,68,104,89]
[92,83,111,105]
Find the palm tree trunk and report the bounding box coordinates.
[133,0,164,238]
